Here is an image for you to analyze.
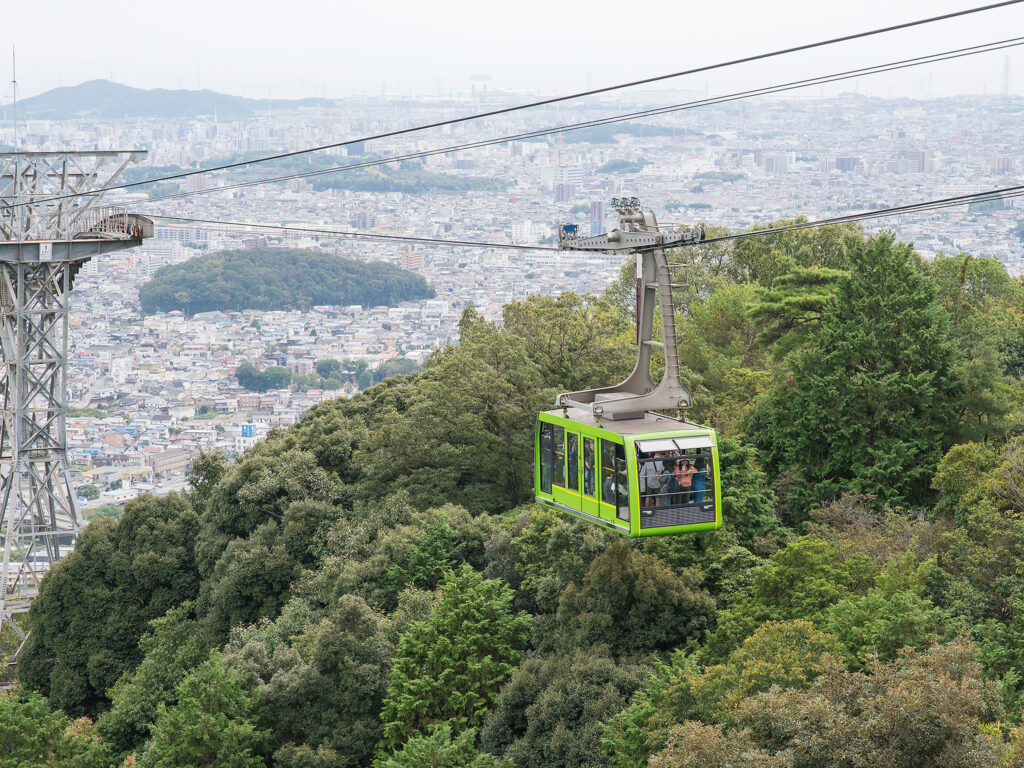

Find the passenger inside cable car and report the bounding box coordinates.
[636,445,715,510]
[535,408,721,537]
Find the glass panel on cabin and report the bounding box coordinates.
[566,432,579,491]
[583,437,596,498]
[552,425,565,487]
[539,422,554,494]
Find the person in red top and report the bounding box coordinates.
[675,458,696,503]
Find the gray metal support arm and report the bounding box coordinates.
[556,199,703,420]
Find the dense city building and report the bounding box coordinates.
[2,89,1021,512]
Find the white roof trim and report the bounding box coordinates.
[636,435,714,453]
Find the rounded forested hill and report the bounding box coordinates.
[138,248,435,315]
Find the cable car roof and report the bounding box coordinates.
[542,407,711,438]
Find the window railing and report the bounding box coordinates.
[637,450,713,512]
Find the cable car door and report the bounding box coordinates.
[565,430,582,509]
[599,438,630,529]
[580,436,599,518]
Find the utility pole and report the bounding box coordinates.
[0,151,153,669]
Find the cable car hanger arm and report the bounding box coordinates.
[558,224,704,253]
[555,198,700,420]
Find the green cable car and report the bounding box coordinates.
[536,407,721,537]
[534,199,721,536]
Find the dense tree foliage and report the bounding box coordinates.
[17,223,1024,767]
[547,540,713,658]
[139,248,435,315]
[229,594,392,768]
[354,308,555,513]
[97,602,206,760]
[378,725,507,768]
[649,639,1004,768]
[603,620,840,766]
[377,566,530,753]
[236,362,292,392]
[139,650,268,768]
[0,688,113,767]
[480,649,650,768]
[754,233,962,510]
[19,494,200,717]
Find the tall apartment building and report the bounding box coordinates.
[401,251,425,270]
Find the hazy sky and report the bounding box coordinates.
[3,0,1024,101]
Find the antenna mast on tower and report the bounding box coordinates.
[10,47,15,150]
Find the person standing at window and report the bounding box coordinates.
[639,452,662,507]
[660,454,680,505]
[691,457,708,503]
[675,458,696,503]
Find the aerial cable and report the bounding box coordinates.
[136,36,1024,208]
[693,185,1024,246]
[9,0,1023,208]
[151,184,1024,252]
[150,215,563,251]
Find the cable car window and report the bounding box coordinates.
[552,425,565,487]
[601,439,629,520]
[583,437,595,497]
[566,433,579,491]
[539,422,554,494]
[637,451,665,509]
[684,449,714,504]
[615,452,629,521]
[637,445,714,510]
[600,439,616,505]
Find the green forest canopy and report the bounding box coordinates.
[138,248,435,315]
[14,224,1024,768]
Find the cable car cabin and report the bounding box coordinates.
[535,408,721,537]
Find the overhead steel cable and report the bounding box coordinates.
[693,186,1024,246]
[8,0,1024,209]
[136,35,1024,208]
[151,184,1024,252]
[150,215,563,251]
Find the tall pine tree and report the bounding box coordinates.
[756,232,961,510]
[376,566,531,755]
[140,650,268,768]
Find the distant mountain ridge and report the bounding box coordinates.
[2,80,337,121]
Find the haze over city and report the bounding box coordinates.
[4,0,1024,99]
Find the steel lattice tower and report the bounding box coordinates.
[0,151,152,667]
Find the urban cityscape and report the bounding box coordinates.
[0,84,1021,512]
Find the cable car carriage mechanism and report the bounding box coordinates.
[535,197,721,537]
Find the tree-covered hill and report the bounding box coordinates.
[138,248,435,315]
[12,224,1024,767]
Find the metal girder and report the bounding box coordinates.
[0,151,146,242]
[557,223,704,253]
[556,200,704,420]
[0,152,149,669]
[0,260,77,664]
